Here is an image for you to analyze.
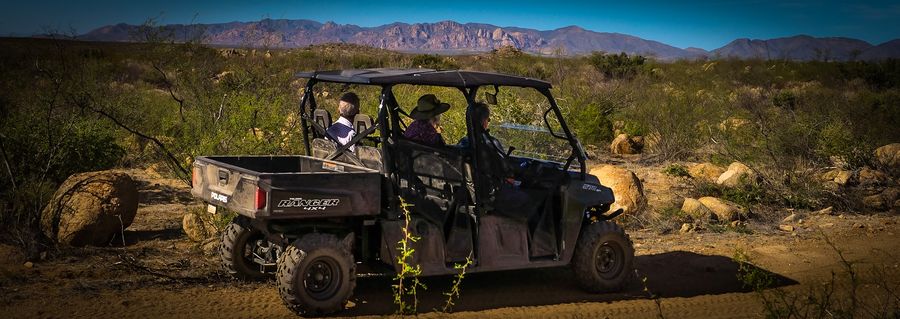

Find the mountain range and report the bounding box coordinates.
[74,19,900,61]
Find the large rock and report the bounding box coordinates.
[716,162,757,187]
[589,165,647,215]
[820,168,855,186]
[689,163,726,183]
[681,198,718,222]
[182,212,216,242]
[610,134,644,155]
[698,197,746,221]
[863,194,887,211]
[865,187,900,211]
[858,167,888,187]
[874,143,900,174]
[41,171,139,246]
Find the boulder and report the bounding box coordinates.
[698,197,746,221]
[833,170,855,186]
[610,134,644,155]
[679,223,694,234]
[782,213,799,223]
[41,171,139,246]
[589,165,647,215]
[858,167,888,187]
[820,168,854,186]
[813,206,834,216]
[681,198,718,222]
[201,238,220,254]
[689,163,726,183]
[883,187,900,203]
[716,162,757,187]
[874,143,900,174]
[182,212,216,242]
[863,194,887,210]
[865,187,900,211]
[610,134,632,154]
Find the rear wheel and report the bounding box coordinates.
[277,233,356,316]
[220,219,280,280]
[572,221,634,292]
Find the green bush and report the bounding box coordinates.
[409,54,458,70]
[662,164,690,178]
[588,52,646,80]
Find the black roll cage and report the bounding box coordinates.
[296,71,588,213]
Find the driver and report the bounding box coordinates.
[459,103,533,217]
[457,102,506,158]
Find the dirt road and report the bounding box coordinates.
[1,170,898,318]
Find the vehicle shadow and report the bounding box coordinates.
[340,251,796,316]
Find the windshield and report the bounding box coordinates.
[488,87,576,165]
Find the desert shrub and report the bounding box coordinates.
[623,205,691,234]
[816,120,873,169]
[409,54,458,70]
[693,180,768,208]
[839,58,900,89]
[662,164,690,178]
[621,88,710,160]
[772,90,797,110]
[490,53,551,80]
[588,52,646,80]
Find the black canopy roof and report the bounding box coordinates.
[295,69,551,89]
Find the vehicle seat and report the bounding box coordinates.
[313,109,332,132]
[353,114,374,135]
[311,138,337,159]
[356,146,383,171]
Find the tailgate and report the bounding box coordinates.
[191,156,382,219]
[191,158,261,217]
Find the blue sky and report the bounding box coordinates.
[1,0,898,50]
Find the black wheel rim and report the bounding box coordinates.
[595,241,625,279]
[303,257,342,301]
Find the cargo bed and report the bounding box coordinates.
[191,155,381,219]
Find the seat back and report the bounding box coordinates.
[313,109,332,132]
[353,114,374,135]
[356,145,384,171]
[311,138,337,159]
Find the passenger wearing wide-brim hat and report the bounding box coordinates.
[404,94,450,147]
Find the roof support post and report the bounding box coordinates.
[298,79,316,156]
[539,87,587,177]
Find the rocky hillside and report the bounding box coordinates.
[711,35,875,61]
[77,19,702,60]
[76,19,900,61]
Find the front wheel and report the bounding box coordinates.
[572,221,635,292]
[277,233,356,316]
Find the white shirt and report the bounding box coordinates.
[326,116,356,152]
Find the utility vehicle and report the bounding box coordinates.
[191,69,634,316]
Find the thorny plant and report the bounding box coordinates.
[636,269,665,319]
[393,199,426,314]
[441,255,474,313]
[734,233,900,319]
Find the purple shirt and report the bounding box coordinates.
[403,119,445,147]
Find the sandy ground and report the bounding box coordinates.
[1,168,898,318]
